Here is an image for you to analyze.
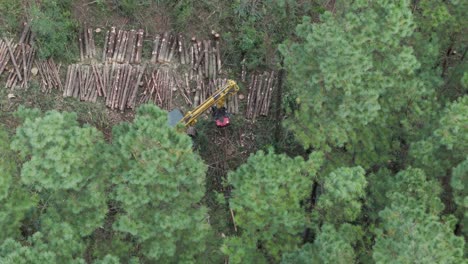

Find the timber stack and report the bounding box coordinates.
[64,64,102,102]
[78,24,96,61]
[36,59,62,92]
[139,66,175,110]
[150,31,222,80]
[245,71,276,121]
[188,31,222,81]
[103,27,144,64]
[0,39,13,76]
[64,63,145,110]
[148,31,226,111]
[1,23,35,90]
[105,63,145,110]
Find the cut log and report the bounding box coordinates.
[158,32,168,62]
[102,30,109,62]
[4,37,22,81]
[106,27,117,60]
[126,30,136,63]
[134,29,144,64]
[151,34,160,63]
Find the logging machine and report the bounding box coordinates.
[168,79,240,136]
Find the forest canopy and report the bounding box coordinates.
[0,0,466,263]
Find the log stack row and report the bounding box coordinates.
[4,42,35,90]
[64,64,102,102]
[0,38,15,76]
[150,32,222,79]
[245,71,276,121]
[103,27,144,64]
[1,24,35,90]
[151,32,186,65]
[139,66,175,110]
[64,63,145,110]
[188,34,222,81]
[36,59,62,92]
[79,25,96,61]
[105,63,145,110]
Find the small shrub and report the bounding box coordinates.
[29,1,77,61]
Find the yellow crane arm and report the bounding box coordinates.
[180,80,239,127]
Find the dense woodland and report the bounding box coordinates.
[0,0,467,263]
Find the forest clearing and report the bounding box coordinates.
[0,1,466,263]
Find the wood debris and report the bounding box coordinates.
[2,23,35,90]
[36,59,62,92]
[246,71,276,121]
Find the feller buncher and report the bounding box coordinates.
[168,79,240,137]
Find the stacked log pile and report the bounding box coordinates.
[139,67,175,110]
[78,25,96,60]
[103,27,144,64]
[64,63,145,110]
[1,24,35,89]
[151,32,180,64]
[188,33,222,81]
[36,59,62,92]
[64,64,101,102]
[246,71,276,121]
[0,39,14,76]
[150,32,222,79]
[105,63,145,110]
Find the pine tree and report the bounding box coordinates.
[111,104,210,263]
[11,107,109,237]
[451,158,468,239]
[279,0,429,169]
[222,150,323,262]
[315,166,367,224]
[373,168,465,263]
[0,223,86,264]
[281,224,362,264]
[0,125,36,242]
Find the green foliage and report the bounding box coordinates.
[365,168,394,221]
[111,104,210,263]
[281,243,317,264]
[0,0,22,33]
[0,126,14,200]
[374,207,464,263]
[434,95,468,153]
[280,0,429,170]
[410,95,468,179]
[373,168,464,263]
[11,108,108,236]
[313,224,361,264]
[0,224,86,264]
[219,0,316,70]
[451,158,468,236]
[281,224,362,264]
[29,0,77,60]
[93,255,121,264]
[412,0,467,100]
[116,0,151,17]
[89,231,139,263]
[315,166,367,223]
[0,126,36,242]
[12,109,105,191]
[222,150,323,262]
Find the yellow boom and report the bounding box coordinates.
[180,80,239,127]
